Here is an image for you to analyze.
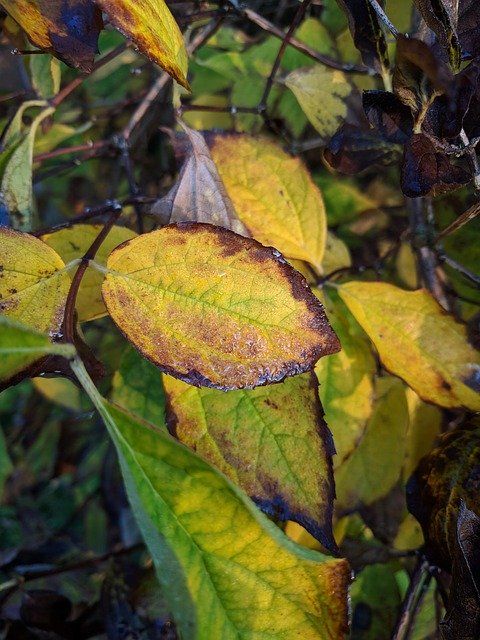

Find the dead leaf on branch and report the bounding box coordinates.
[148,124,249,236]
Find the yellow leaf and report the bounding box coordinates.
[96,0,189,89]
[163,372,337,550]
[338,282,480,410]
[320,231,352,276]
[0,227,70,335]
[210,135,327,272]
[284,65,351,140]
[0,0,102,73]
[41,224,137,322]
[32,376,83,411]
[315,290,376,464]
[102,223,339,390]
[403,387,442,481]
[335,377,409,509]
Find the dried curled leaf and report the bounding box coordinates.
[0,227,71,335]
[0,0,102,73]
[101,223,339,390]
[210,135,327,272]
[164,372,337,550]
[338,282,480,410]
[41,224,137,322]
[96,0,189,89]
[148,124,248,235]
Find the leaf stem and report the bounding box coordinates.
[367,0,398,38]
[391,558,431,640]
[62,206,123,344]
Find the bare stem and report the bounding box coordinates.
[391,559,431,640]
[367,0,399,37]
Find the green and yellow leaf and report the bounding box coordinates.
[338,282,480,410]
[96,0,189,88]
[41,224,137,322]
[102,223,339,390]
[335,377,409,509]
[210,135,327,272]
[0,227,71,334]
[163,372,336,549]
[284,65,351,140]
[75,371,350,640]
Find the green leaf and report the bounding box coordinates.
[1,106,54,230]
[335,377,409,510]
[29,53,61,98]
[0,316,75,387]
[285,65,351,141]
[163,372,336,550]
[72,358,350,640]
[112,346,166,427]
[315,290,376,465]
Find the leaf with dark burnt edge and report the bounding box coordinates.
[406,421,480,572]
[414,0,461,69]
[101,223,340,390]
[457,0,480,61]
[335,0,389,75]
[393,35,453,115]
[401,133,471,197]
[147,123,248,236]
[163,372,337,551]
[0,0,102,73]
[363,90,414,143]
[440,502,480,640]
[324,125,398,175]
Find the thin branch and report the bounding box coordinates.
[243,8,370,74]
[258,0,312,112]
[367,0,399,37]
[440,253,480,287]
[50,43,129,108]
[408,198,450,310]
[391,558,431,640]
[460,129,480,191]
[33,140,110,164]
[436,200,480,241]
[122,17,224,142]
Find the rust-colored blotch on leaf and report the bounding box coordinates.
[102,223,340,390]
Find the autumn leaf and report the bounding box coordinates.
[315,290,376,465]
[163,372,337,550]
[41,224,137,322]
[285,65,351,141]
[71,360,350,640]
[403,387,442,481]
[96,0,189,89]
[0,0,102,73]
[414,0,461,69]
[338,281,480,410]
[210,135,327,272]
[0,316,75,387]
[101,223,339,389]
[148,124,248,235]
[0,227,71,335]
[335,377,409,510]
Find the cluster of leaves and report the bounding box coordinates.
[0,0,479,639]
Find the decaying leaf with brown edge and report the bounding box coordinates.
[102,223,339,390]
[0,227,71,335]
[96,0,189,89]
[407,422,480,639]
[210,134,327,273]
[41,224,137,322]
[338,281,480,410]
[148,123,248,236]
[0,0,102,73]
[163,371,337,551]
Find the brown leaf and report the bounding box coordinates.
[414,0,461,68]
[401,133,471,197]
[363,90,414,144]
[148,124,248,236]
[0,0,102,73]
[324,125,398,174]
